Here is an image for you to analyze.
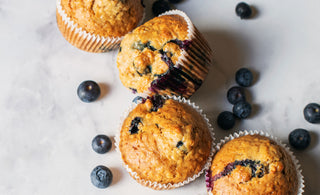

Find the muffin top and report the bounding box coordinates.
[60,0,144,37]
[119,96,212,184]
[207,135,298,195]
[117,14,193,95]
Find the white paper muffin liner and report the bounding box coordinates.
[137,10,213,98]
[56,0,145,53]
[206,130,304,195]
[115,95,215,190]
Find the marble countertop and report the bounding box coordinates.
[1,0,319,194]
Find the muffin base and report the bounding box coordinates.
[56,0,144,53]
[206,130,304,195]
[115,96,215,190]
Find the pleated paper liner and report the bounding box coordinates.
[56,0,144,53]
[143,10,213,98]
[115,95,216,190]
[206,130,304,195]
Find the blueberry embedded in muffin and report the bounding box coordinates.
[119,97,213,189]
[207,134,298,194]
[117,12,212,98]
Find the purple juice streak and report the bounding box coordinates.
[209,159,266,190]
[205,170,213,192]
[169,39,192,50]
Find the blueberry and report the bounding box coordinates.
[303,103,320,123]
[176,141,183,148]
[77,80,101,103]
[235,68,253,87]
[217,111,236,130]
[227,86,246,104]
[233,101,252,119]
[235,2,252,19]
[91,165,113,188]
[92,135,112,154]
[168,0,183,4]
[129,117,142,134]
[289,129,311,150]
[152,0,171,16]
[148,95,165,112]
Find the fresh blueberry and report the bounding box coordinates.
[289,129,311,150]
[168,0,183,4]
[303,103,320,123]
[227,86,246,104]
[77,80,101,103]
[233,101,252,119]
[235,68,253,87]
[217,111,236,130]
[92,135,112,154]
[152,0,171,16]
[91,165,113,188]
[129,117,142,134]
[235,2,252,19]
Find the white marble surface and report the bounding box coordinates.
[0,0,319,194]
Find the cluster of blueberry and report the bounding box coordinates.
[77,81,114,188]
[217,68,254,130]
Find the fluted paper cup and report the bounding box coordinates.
[115,95,215,190]
[205,130,304,195]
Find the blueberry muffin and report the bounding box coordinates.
[206,134,298,195]
[119,96,213,189]
[117,10,212,98]
[56,0,145,52]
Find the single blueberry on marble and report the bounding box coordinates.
[303,103,320,123]
[77,80,101,103]
[227,86,246,104]
[91,165,113,188]
[235,68,253,87]
[217,111,236,130]
[235,2,252,19]
[92,135,112,154]
[233,101,252,119]
[152,0,171,16]
[289,129,311,150]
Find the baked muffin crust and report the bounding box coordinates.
[207,135,298,195]
[60,0,144,37]
[117,14,194,95]
[119,97,212,184]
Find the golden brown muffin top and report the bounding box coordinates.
[60,0,144,37]
[117,14,190,94]
[208,135,298,195]
[119,97,212,184]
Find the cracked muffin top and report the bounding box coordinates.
[207,135,298,195]
[60,0,144,37]
[119,96,212,184]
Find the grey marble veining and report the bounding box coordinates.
[0,0,319,194]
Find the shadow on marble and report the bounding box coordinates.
[293,151,319,195]
[192,30,252,140]
[98,83,110,100]
[109,167,122,186]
